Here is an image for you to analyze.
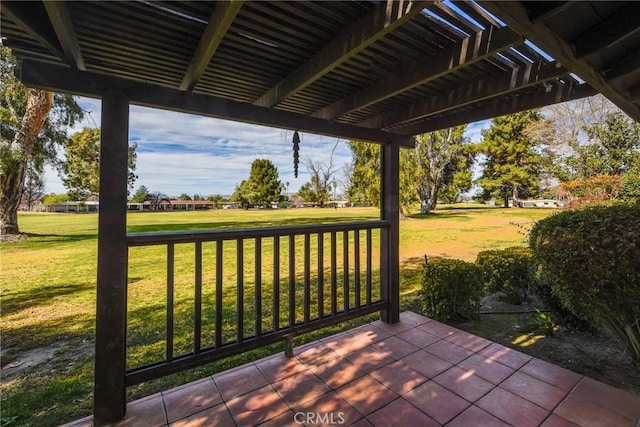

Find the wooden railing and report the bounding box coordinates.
[124,220,390,386]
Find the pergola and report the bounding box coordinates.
[2,1,639,423]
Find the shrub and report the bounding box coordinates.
[422,258,483,322]
[529,202,640,362]
[621,162,640,201]
[475,247,533,304]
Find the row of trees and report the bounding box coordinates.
[347,96,640,213]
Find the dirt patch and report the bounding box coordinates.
[1,339,93,386]
[455,294,640,396]
[0,233,27,243]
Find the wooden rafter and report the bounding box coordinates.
[1,1,65,61]
[359,61,567,130]
[398,81,597,136]
[43,0,85,70]
[18,59,413,146]
[180,1,243,91]
[526,1,572,22]
[572,2,640,58]
[482,1,640,124]
[605,50,640,82]
[253,0,432,108]
[629,84,640,103]
[312,26,521,120]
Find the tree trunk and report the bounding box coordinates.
[0,89,52,235]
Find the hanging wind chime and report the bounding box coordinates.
[292,130,300,178]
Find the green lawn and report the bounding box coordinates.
[0,205,556,426]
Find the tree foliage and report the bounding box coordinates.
[348,126,473,214]
[62,127,137,199]
[22,161,45,210]
[1,46,83,234]
[347,141,381,207]
[621,162,640,201]
[411,126,473,213]
[231,159,283,208]
[146,191,170,211]
[130,185,150,203]
[564,113,640,179]
[298,142,340,207]
[477,111,545,207]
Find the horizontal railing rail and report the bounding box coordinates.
[125,220,390,386]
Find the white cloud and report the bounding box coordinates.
[46,97,353,197]
[44,97,489,198]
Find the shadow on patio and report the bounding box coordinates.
[64,311,640,427]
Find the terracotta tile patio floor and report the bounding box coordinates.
[64,311,640,427]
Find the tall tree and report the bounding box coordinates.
[22,161,45,211]
[477,111,545,207]
[62,127,137,199]
[1,47,83,234]
[565,112,640,179]
[131,185,150,203]
[348,126,474,214]
[298,142,341,207]
[145,191,170,211]
[231,159,283,208]
[347,141,381,207]
[412,126,473,213]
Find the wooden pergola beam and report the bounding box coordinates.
[572,2,640,58]
[18,59,413,146]
[313,25,521,120]
[482,1,640,124]
[253,0,432,108]
[42,0,85,70]
[180,1,243,91]
[605,50,640,82]
[1,1,65,61]
[398,81,597,136]
[359,61,567,130]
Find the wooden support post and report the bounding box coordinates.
[284,336,294,358]
[381,140,401,324]
[93,90,130,423]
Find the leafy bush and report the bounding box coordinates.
[475,247,533,304]
[621,162,640,201]
[529,202,640,361]
[422,258,483,322]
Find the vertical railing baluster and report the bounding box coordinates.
[367,229,372,305]
[237,239,244,342]
[288,235,295,327]
[273,235,280,331]
[215,240,223,347]
[343,231,349,312]
[317,232,324,319]
[166,243,174,361]
[331,231,337,315]
[255,237,262,337]
[304,233,310,323]
[194,241,202,354]
[354,230,361,309]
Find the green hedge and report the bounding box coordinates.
[422,258,483,322]
[475,247,533,304]
[529,202,640,361]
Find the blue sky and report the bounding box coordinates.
[43,97,489,197]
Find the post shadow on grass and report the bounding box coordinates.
[16,232,99,244]
[1,282,95,315]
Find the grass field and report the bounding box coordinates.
[0,205,556,426]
